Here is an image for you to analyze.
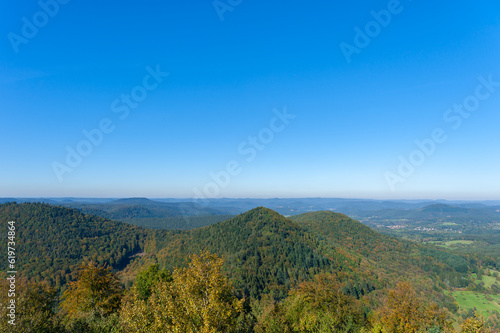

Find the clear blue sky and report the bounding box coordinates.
[1,0,499,200]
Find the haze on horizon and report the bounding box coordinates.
[1,1,500,200]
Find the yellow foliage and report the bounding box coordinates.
[121,251,245,333]
[460,314,489,333]
[285,273,365,332]
[375,281,451,333]
[60,260,123,322]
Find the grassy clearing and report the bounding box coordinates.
[442,222,458,226]
[481,270,500,288]
[480,275,498,288]
[445,240,474,246]
[452,291,500,317]
[425,240,475,248]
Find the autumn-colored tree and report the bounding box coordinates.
[121,251,245,333]
[60,260,123,327]
[0,279,62,333]
[375,281,451,333]
[460,314,489,333]
[252,294,292,333]
[120,288,157,333]
[283,273,365,332]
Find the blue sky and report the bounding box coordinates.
[1,0,499,199]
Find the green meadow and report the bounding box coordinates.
[452,291,500,317]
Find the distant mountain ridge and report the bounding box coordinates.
[4,197,500,215]
[65,197,226,217]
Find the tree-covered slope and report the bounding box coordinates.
[141,207,338,299]
[63,197,232,230]
[291,211,474,290]
[290,210,393,256]
[64,197,227,220]
[0,203,478,312]
[124,214,235,230]
[0,202,148,289]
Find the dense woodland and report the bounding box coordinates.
[0,202,148,289]
[124,215,235,230]
[1,202,499,332]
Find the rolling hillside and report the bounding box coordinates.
[0,202,148,288]
[0,203,478,310]
[126,208,474,308]
[135,207,337,299]
[62,197,233,230]
[291,211,473,287]
[64,197,227,218]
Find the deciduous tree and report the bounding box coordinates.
[284,273,365,332]
[121,251,244,333]
[60,260,123,328]
[0,279,62,333]
[461,314,489,333]
[375,281,451,333]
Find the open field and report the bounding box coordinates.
[445,240,474,246]
[452,291,500,317]
[427,240,476,249]
[480,271,500,288]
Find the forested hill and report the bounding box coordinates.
[136,207,338,299]
[291,211,474,287]
[291,210,387,254]
[63,197,227,221]
[0,202,148,288]
[0,203,476,306]
[128,207,475,305]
